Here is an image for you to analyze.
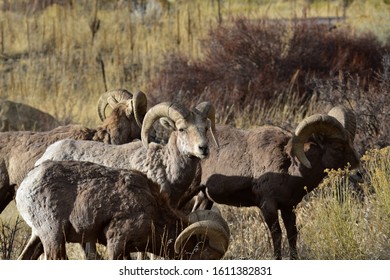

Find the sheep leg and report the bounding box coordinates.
[83,242,103,260]
[259,203,282,260]
[106,235,128,260]
[18,233,43,260]
[105,223,129,260]
[40,223,68,260]
[280,207,298,260]
[43,239,67,260]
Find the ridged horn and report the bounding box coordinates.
[132,91,148,128]
[328,105,356,141]
[193,102,219,147]
[292,113,348,169]
[174,220,229,257]
[97,89,133,121]
[187,209,230,236]
[141,102,190,148]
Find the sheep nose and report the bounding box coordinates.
[199,145,209,156]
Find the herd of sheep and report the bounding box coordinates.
[0,89,360,260]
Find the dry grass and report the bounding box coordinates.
[1,0,388,126]
[297,147,390,259]
[1,0,390,260]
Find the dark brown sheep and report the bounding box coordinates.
[194,106,360,259]
[16,160,229,260]
[0,89,147,213]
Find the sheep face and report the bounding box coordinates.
[170,115,210,159]
[304,136,359,172]
[142,101,217,160]
[99,104,142,145]
[96,89,147,145]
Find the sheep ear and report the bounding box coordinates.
[160,117,176,131]
[125,100,133,117]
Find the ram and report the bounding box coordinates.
[36,101,218,209]
[29,101,218,259]
[194,105,360,259]
[0,89,147,213]
[16,160,229,260]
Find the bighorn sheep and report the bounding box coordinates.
[16,160,230,260]
[194,105,360,259]
[0,89,147,213]
[0,99,60,132]
[36,101,218,209]
[26,101,217,260]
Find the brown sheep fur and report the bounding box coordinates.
[197,121,360,259]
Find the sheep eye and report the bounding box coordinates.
[179,128,185,132]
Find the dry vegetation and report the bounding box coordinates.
[1,0,390,259]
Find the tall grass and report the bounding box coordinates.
[0,0,388,127]
[0,217,29,260]
[298,147,390,259]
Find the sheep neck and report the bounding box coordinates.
[143,132,200,208]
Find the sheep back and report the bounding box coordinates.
[0,100,60,132]
[16,161,166,246]
[36,137,199,207]
[0,125,96,186]
[202,124,292,181]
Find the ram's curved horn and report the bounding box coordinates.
[97,89,133,121]
[141,102,190,148]
[327,105,356,141]
[291,113,348,169]
[193,102,219,148]
[187,209,230,236]
[132,91,148,128]
[174,220,229,257]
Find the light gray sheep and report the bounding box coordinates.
[0,89,147,213]
[192,105,360,259]
[16,160,229,260]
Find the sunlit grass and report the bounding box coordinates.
[0,0,388,127]
[298,147,390,259]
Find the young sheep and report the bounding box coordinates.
[16,160,230,260]
[193,105,360,259]
[0,89,147,213]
